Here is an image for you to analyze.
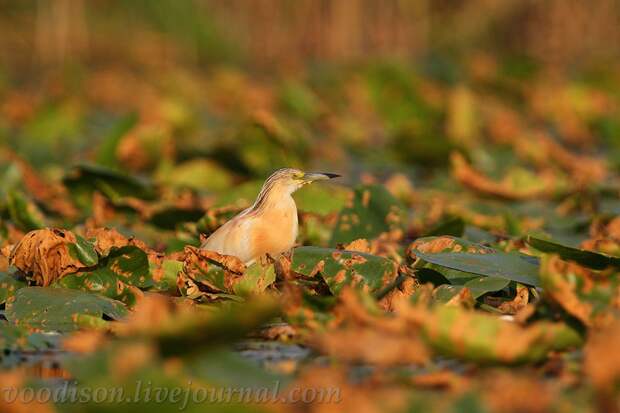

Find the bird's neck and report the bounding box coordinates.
[250,186,296,215]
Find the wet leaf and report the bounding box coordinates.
[539,254,619,327]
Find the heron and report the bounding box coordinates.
[201,168,340,265]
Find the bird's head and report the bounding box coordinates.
[262,168,340,196]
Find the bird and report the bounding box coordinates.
[201,168,340,265]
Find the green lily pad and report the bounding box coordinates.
[156,158,233,192]
[55,246,152,305]
[149,206,206,230]
[151,259,184,293]
[0,320,57,353]
[5,287,127,332]
[0,270,27,305]
[294,184,349,215]
[95,112,138,169]
[233,262,276,297]
[417,305,582,364]
[423,216,465,237]
[414,249,540,287]
[527,235,620,270]
[292,246,397,294]
[64,163,156,202]
[330,184,405,246]
[6,190,46,231]
[410,236,540,287]
[67,234,99,266]
[463,276,511,299]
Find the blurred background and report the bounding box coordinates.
[0,0,619,192]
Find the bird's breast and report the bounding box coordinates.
[250,203,298,259]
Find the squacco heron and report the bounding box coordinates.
[201,168,339,264]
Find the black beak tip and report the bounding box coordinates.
[323,173,341,179]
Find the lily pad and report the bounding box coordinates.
[410,236,540,287]
[67,234,99,266]
[233,262,276,297]
[463,276,511,299]
[64,163,155,201]
[414,249,540,287]
[527,235,620,270]
[423,216,465,237]
[330,184,405,246]
[5,287,127,332]
[55,246,152,305]
[292,246,397,294]
[0,320,57,353]
[0,270,27,305]
[149,206,206,230]
[6,190,46,231]
[294,184,349,215]
[416,305,582,364]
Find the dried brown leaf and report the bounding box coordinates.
[9,228,91,286]
[451,152,556,200]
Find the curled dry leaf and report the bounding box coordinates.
[539,255,619,328]
[498,285,530,314]
[181,246,246,295]
[197,247,246,274]
[84,227,149,256]
[451,152,557,200]
[514,131,607,187]
[10,228,94,286]
[379,274,417,312]
[255,323,298,341]
[0,149,78,219]
[398,302,581,364]
[444,286,475,308]
[580,217,620,258]
[342,238,371,253]
[407,235,492,259]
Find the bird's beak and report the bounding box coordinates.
[303,172,341,182]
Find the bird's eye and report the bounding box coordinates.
[293,172,305,179]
